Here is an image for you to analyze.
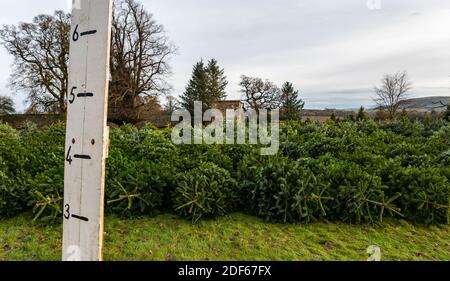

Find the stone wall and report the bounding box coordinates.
[0,114,65,129]
[0,113,172,129]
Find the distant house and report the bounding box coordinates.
[214,100,244,116]
[108,95,170,127]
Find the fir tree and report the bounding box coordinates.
[180,60,209,115]
[180,59,228,115]
[357,106,367,121]
[206,59,227,102]
[330,113,336,121]
[280,82,304,121]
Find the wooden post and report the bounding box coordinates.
[62,0,113,261]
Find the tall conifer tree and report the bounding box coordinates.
[180,59,228,115]
[280,82,304,120]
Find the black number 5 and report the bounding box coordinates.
[64,204,71,220]
[69,87,77,104]
[72,24,79,42]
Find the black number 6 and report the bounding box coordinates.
[72,24,79,42]
[64,204,71,220]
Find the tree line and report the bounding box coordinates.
[177,59,305,120]
[0,0,175,123]
[0,0,448,122]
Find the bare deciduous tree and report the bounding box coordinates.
[0,11,70,113]
[239,75,281,114]
[373,71,412,119]
[0,95,15,115]
[163,95,180,115]
[0,0,175,122]
[109,0,176,122]
[432,100,449,109]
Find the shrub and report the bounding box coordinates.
[177,144,233,172]
[387,142,431,168]
[0,123,25,175]
[172,163,237,222]
[380,120,425,137]
[246,157,332,223]
[27,165,64,223]
[0,119,448,225]
[19,122,65,176]
[437,150,450,166]
[18,123,66,223]
[0,123,28,217]
[380,161,450,224]
[106,155,173,217]
[320,158,401,224]
[0,171,27,218]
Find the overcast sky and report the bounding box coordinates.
[1,0,450,111]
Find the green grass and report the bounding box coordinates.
[1,213,449,261]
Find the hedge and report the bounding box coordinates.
[0,118,449,225]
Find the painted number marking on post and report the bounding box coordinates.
[64,204,89,222]
[73,154,92,160]
[72,24,98,42]
[62,0,112,261]
[77,92,94,98]
[68,86,94,104]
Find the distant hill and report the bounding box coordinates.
[300,96,450,122]
[398,96,450,112]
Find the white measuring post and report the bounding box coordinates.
[62,0,113,261]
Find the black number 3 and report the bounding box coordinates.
[64,204,71,220]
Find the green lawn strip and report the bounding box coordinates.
[1,213,449,261]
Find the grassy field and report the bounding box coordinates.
[1,213,449,261]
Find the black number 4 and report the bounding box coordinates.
[66,146,73,165]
